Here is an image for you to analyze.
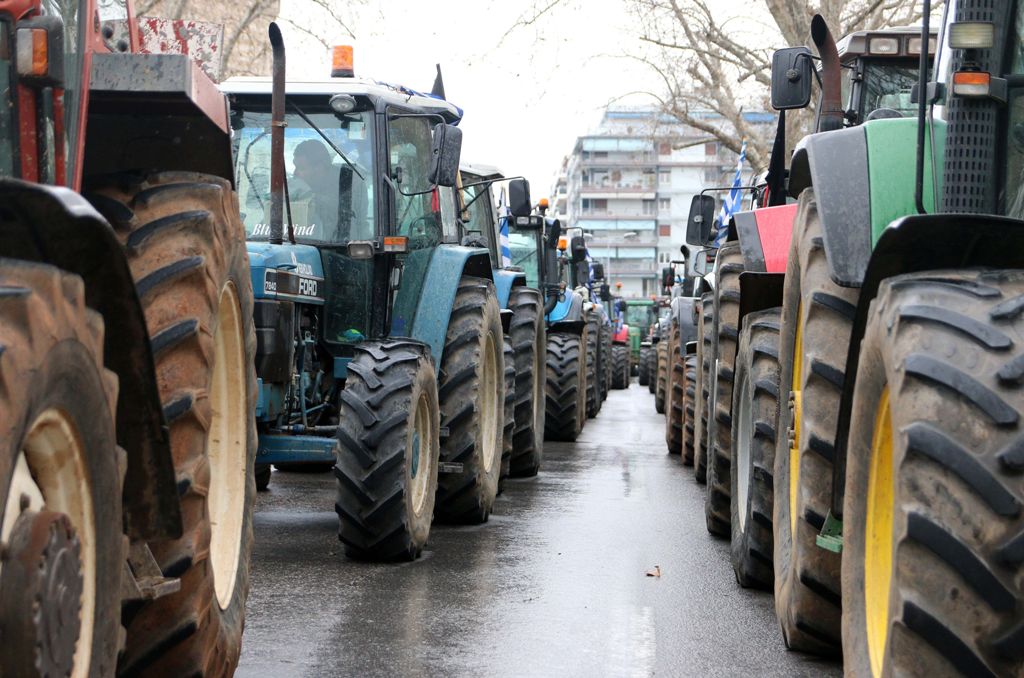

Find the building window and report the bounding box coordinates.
[658,252,671,264]
[659,224,671,237]
[705,142,718,156]
[659,142,672,155]
[642,199,656,215]
[658,198,671,211]
[594,151,608,158]
[658,171,670,185]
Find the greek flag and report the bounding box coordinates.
[496,189,512,267]
[713,141,747,247]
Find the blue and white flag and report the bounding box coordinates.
[713,141,747,247]
[496,188,512,267]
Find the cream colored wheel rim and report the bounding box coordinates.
[480,331,499,475]
[2,409,96,678]
[208,281,248,610]
[409,392,433,515]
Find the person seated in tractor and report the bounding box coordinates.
[291,139,341,239]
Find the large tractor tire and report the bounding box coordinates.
[842,270,1024,678]
[638,345,653,386]
[335,341,439,560]
[611,344,630,389]
[730,308,782,590]
[509,287,545,477]
[655,339,668,413]
[647,343,658,394]
[666,322,684,456]
[0,260,124,678]
[773,190,854,655]
[683,354,698,465]
[585,312,601,418]
[601,323,613,400]
[694,290,715,484]
[544,331,586,442]
[499,336,515,493]
[435,277,504,524]
[91,172,257,677]
[705,242,743,537]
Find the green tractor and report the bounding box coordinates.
[222,38,510,560]
[622,298,658,376]
[705,1,1024,670]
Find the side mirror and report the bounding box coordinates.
[509,178,532,217]
[661,266,674,291]
[771,46,813,110]
[687,194,716,246]
[429,123,462,187]
[599,283,611,302]
[570,235,587,264]
[591,262,605,280]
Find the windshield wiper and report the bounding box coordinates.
[287,100,365,181]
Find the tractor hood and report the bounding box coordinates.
[247,242,325,305]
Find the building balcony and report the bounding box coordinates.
[578,185,656,200]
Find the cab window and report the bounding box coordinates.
[389,115,441,248]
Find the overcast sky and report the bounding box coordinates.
[276,0,668,198]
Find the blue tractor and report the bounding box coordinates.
[457,164,547,477]
[221,37,507,561]
[506,183,590,441]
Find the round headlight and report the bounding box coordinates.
[330,94,357,114]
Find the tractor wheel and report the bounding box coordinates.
[498,336,515,494]
[683,354,698,465]
[0,260,124,678]
[666,322,684,457]
[585,312,601,418]
[842,270,1024,678]
[773,189,853,655]
[638,346,652,386]
[705,242,743,537]
[601,324,613,400]
[655,339,668,412]
[274,462,335,473]
[647,343,658,394]
[90,172,257,677]
[435,277,504,524]
[544,332,585,442]
[730,308,781,590]
[255,464,271,492]
[509,287,545,478]
[694,291,715,484]
[611,344,630,389]
[335,341,439,560]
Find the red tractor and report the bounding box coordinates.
[0,1,256,675]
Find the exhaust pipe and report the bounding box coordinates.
[268,22,286,245]
[811,15,844,133]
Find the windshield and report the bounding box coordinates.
[859,61,919,118]
[509,231,540,287]
[231,103,375,244]
[0,19,13,177]
[625,304,654,327]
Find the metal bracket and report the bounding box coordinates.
[816,511,843,554]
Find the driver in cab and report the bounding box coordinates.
[291,139,340,238]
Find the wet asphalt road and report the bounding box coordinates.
[237,384,841,677]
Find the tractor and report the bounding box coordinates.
[221,39,507,561]
[0,1,257,675]
[686,18,937,591]
[506,184,590,441]
[456,163,546,478]
[704,1,1024,670]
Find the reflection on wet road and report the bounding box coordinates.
[238,387,840,677]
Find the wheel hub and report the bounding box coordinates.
[0,506,83,678]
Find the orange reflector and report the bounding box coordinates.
[383,236,407,252]
[952,70,991,97]
[16,28,48,77]
[332,45,354,77]
[557,236,568,251]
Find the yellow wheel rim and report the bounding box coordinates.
[865,387,894,677]
[789,302,803,537]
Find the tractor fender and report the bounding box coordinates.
[795,118,943,289]
[734,204,799,274]
[830,213,1024,517]
[491,268,526,309]
[83,53,233,183]
[400,245,493,369]
[0,179,180,541]
[738,271,785,329]
[671,296,698,349]
[547,289,584,325]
